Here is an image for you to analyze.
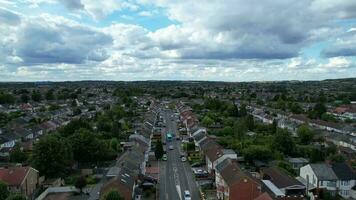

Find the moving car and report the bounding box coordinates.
[162,154,167,161]
[169,145,174,150]
[181,157,187,162]
[184,190,191,200]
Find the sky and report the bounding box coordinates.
[0,0,356,82]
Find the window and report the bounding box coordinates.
[327,181,336,187]
[341,181,349,186]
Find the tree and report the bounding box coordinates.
[45,89,55,100]
[20,94,29,103]
[239,104,247,117]
[104,190,124,200]
[309,103,326,119]
[60,119,91,137]
[154,140,164,160]
[70,129,102,163]
[32,134,72,178]
[0,92,15,104]
[0,181,9,200]
[297,125,314,144]
[243,145,273,162]
[272,129,296,155]
[271,119,278,134]
[227,104,239,117]
[110,138,119,152]
[202,116,214,127]
[5,194,26,200]
[9,143,27,163]
[75,176,87,193]
[31,90,42,102]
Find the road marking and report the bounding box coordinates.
[176,185,182,200]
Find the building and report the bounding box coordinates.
[300,163,356,198]
[331,162,356,199]
[261,167,305,200]
[215,158,262,200]
[0,166,39,197]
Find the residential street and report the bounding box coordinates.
[159,109,200,200]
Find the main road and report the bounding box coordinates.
[159,109,200,200]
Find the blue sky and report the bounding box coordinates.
[0,0,355,81]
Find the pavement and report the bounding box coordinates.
[159,109,200,200]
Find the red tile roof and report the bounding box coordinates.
[0,166,31,186]
[254,192,273,200]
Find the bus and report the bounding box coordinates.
[166,133,173,142]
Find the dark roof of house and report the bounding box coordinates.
[332,162,356,180]
[204,142,223,162]
[309,164,337,180]
[262,167,304,189]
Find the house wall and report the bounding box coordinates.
[206,156,213,173]
[21,168,39,197]
[300,165,337,193]
[1,140,16,148]
[337,179,355,199]
[215,172,227,200]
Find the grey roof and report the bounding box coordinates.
[332,162,356,180]
[223,149,236,155]
[287,157,309,163]
[309,164,337,180]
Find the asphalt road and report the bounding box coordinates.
[159,109,200,200]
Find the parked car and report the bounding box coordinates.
[181,157,187,162]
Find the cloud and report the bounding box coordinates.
[0,7,21,25]
[13,14,113,64]
[56,0,138,20]
[322,29,356,57]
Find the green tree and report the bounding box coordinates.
[70,129,102,163]
[202,116,214,127]
[243,145,273,162]
[60,119,91,137]
[5,194,26,200]
[297,125,314,144]
[0,92,15,104]
[272,129,296,155]
[154,140,164,160]
[20,94,29,103]
[31,90,42,102]
[104,190,124,200]
[45,89,55,100]
[239,104,247,117]
[0,181,9,200]
[110,138,119,152]
[32,134,72,177]
[75,176,87,193]
[9,143,27,163]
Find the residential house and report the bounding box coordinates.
[261,167,305,200]
[299,163,338,196]
[331,162,356,199]
[287,158,309,170]
[0,166,39,197]
[215,158,262,200]
[101,168,137,200]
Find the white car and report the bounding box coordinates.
[169,145,174,150]
[184,190,191,200]
[181,157,187,162]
